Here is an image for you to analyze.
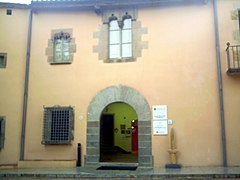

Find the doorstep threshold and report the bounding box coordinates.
[99,162,138,167]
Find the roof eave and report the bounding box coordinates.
[31,0,208,11]
[0,2,29,9]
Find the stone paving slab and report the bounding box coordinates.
[0,166,240,179]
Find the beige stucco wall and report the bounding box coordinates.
[142,2,222,166]
[25,10,99,161]
[0,0,240,168]
[218,0,240,166]
[0,7,29,165]
[25,2,222,167]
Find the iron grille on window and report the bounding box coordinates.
[42,106,74,145]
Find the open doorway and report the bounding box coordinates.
[100,102,138,163]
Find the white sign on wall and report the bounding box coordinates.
[153,120,168,135]
[152,105,168,120]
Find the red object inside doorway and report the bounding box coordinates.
[131,120,138,153]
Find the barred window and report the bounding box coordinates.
[42,106,74,145]
[0,117,6,149]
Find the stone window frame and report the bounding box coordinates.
[46,29,76,65]
[0,53,7,68]
[42,106,74,145]
[93,8,148,63]
[0,116,6,150]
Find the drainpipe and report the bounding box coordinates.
[213,0,227,167]
[20,9,33,161]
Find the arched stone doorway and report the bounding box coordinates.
[100,102,138,163]
[86,85,152,167]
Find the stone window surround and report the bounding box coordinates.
[93,8,148,63]
[46,28,76,65]
[86,85,153,167]
[42,106,74,145]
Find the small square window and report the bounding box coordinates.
[0,117,6,150]
[42,106,74,145]
[6,9,12,15]
[0,53,7,68]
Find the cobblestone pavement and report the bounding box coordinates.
[1,177,240,179]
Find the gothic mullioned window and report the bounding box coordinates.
[54,32,71,63]
[46,29,76,65]
[93,9,148,63]
[109,13,132,59]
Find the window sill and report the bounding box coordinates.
[49,61,72,65]
[41,141,72,145]
[104,57,136,63]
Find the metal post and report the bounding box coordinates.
[226,42,230,70]
[232,46,236,69]
[76,143,81,167]
[237,46,240,68]
[20,9,33,161]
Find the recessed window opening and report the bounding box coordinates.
[6,9,12,15]
[0,117,6,150]
[0,53,7,68]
